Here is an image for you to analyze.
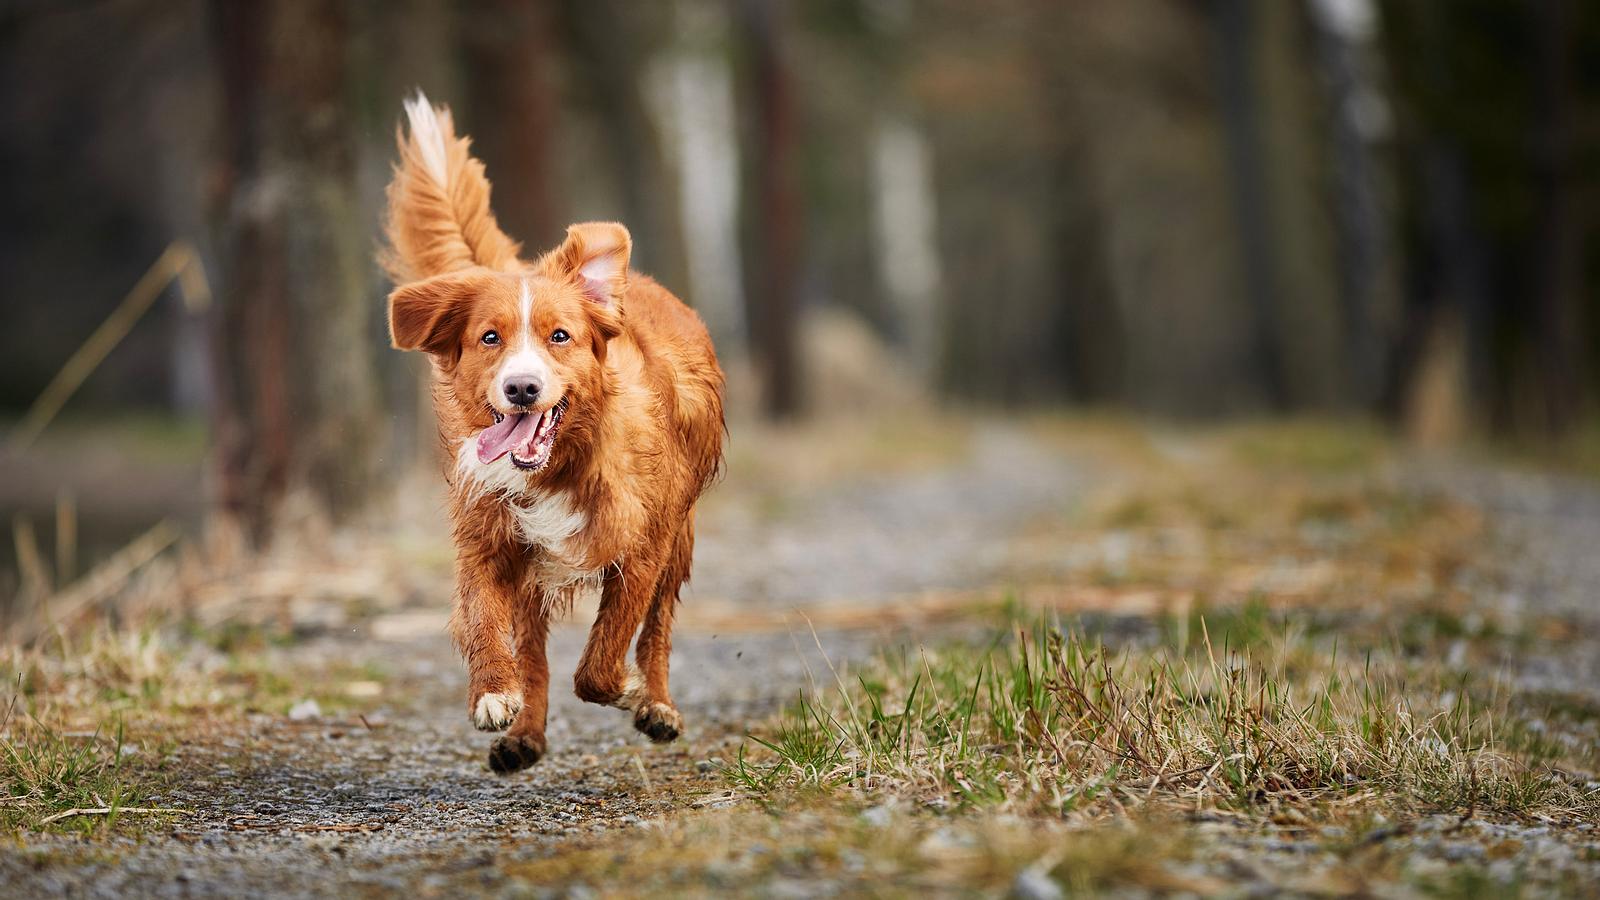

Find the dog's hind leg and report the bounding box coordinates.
[572,560,662,713]
[631,591,683,742]
[489,592,551,774]
[631,519,694,743]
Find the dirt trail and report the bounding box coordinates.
[6,424,1095,896]
[7,425,1600,896]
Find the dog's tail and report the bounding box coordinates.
[381,91,521,283]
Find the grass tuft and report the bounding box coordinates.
[731,615,1599,821]
[0,691,163,834]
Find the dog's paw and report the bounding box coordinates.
[634,701,683,744]
[488,733,546,774]
[472,691,523,732]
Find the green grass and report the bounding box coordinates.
[0,698,168,835]
[729,613,1599,822]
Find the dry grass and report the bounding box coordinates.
[6,626,393,724]
[496,802,1205,898]
[490,778,1597,898]
[0,626,389,833]
[728,610,1599,823]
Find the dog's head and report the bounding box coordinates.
[388,222,629,474]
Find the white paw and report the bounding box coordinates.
[610,664,647,712]
[473,691,523,731]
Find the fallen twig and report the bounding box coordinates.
[690,791,746,808]
[39,806,193,825]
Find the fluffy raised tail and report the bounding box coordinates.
[381,91,521,282]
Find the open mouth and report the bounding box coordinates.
[476,398,568,471]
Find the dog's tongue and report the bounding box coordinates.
[476,413,537,464]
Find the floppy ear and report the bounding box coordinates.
[551,221,631,313]
[387,269,491,359]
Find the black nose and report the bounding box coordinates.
[503,377,542,406]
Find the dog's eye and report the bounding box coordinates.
[481,331,500,346]
[550,329,570,344]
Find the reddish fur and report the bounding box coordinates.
[381,97,724,771]
[380,104,521,282]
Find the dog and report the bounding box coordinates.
[380,92,725,773]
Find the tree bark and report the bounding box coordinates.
[206,0,378,543]
[461,0,558,247]
[735,0,802,418]
[1212,0,1290,411]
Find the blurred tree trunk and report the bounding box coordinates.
[1048,137,1123,403]
[870,115,942,380]
[1378,1,1485,440]
[1306,0,1389,408]
[1254,2,1347,409]
[461,0,557,247]
[735,0,802,418]
[207,0,378,544]
[1212,0,1290,411]
[858,1,943,381]
[361,0,459,476]
[1379,0,1598,438]
[1022,11,1123,404]
[654,1,747,359]
[1408,141,1484,441]
[1531,0,1580,435]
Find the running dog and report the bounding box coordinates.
[381,92,724,773]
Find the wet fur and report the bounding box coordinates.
[382,93,724,773]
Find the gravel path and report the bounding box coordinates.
[3,425,1095,896]
[1419,460,1600,708]
[12,627,883,897]
[691,427,1092,607]
[6,428,1599,896]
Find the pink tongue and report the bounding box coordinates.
[476,413,537,463]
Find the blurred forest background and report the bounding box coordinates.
[1,0,1598,608]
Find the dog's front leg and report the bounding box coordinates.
[573,562,660,711]
[489,590,551,773]
[451,570,523,731]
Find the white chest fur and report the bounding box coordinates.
[509,490,586,561]
[455,440,601,597]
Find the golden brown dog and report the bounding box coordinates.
[381,93,724,773]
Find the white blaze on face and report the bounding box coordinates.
[490,277,553,410]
